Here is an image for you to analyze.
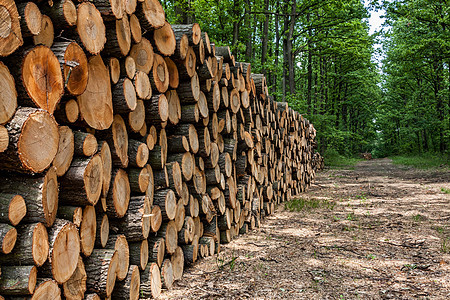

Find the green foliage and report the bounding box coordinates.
[441,188,450,194]
[390,154,449,169]
[324,149,362,167]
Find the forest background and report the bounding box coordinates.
[160,0,450,164]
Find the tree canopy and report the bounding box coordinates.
[161,0,449,158]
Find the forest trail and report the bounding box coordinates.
[161,159,450,299]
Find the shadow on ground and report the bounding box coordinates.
[161,158,450,299]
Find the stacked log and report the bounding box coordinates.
[0,0,319,298]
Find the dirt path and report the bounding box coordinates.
[161,159,450,299]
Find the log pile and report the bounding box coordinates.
[0,0,319,298]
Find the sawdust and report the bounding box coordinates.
[160,158,450,299]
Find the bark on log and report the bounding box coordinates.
[106,169,130,219]
[0,265,37,295]
[84,249,118,298]
[112,265,140,300]
[104,234,129,281]
[63,256,87,300]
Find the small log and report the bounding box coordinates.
[112,77,137,114]
[134,71,151,100]
[98,141,112,197]
[76,2,106,55]
[149,54,169,93]
[153,189,177,221]
[79,205,96,257]
[112,265,140,300]
[0,167,58,227]
[152,21,176,56]
[0,223,16,254]
[63,256,87,300]
[47,219,80,284]
[59,155,103,207]
[17,2,42,37]
[104,15,131,58]
[171,24,201,45]
[88,0,124,21]
[0,222,48,266]
[148,237,165,267]
[157,221,178,254]
[42,0,77,29]
[182,235,198,265]
[77,55,114,130]
[160,258,174,290]
[97,114,129,168]
[73,131,97,157]
[150,205,162,233]
[52,126,74,177]
[95,213,109,248]
[32,279,61,300]
[130,14,142,43]
[0,194,26,226]
[171,246,184,281]
[136,0,165,30]
[129,239,148,270]
[139,263,161,299]
[128,139,149,168]
[129,37,154,74]
[84,249,118,298]
[106,169,130,219]
[105,234,129,281]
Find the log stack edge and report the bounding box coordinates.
[0,0,322,298]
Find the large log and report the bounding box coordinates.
[139,263,161,299]
[0,62,17,125]
[104,234,129,281]
[0,108,59,174]
[63,256,87,300]
[0,0,23,57]
[112,265,140,300]
[76,2,106,55]
[136,0,165,30]
[0,265,37,295]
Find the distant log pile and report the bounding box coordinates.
[0,0,318,298]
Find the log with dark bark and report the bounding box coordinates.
[0,265,37,295]
[104,234,129,281]
[84,249,118,298]
[112,265,140,300]
[106,169,130,219]
[139,263,161,299]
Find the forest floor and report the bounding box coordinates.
[161,159,450,299]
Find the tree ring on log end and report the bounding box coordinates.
[77,2,106,55]
[85,154,103,205]
[19,110,59,173]
[25,2,42,36]
[43,167,58,226]
[23,46,64,114]
[33,222,49,266]
[63,0,77,26]
[0,6,12,38]
[52,222,80,283]
[64,42,89,96]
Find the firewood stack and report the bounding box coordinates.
[0,0,318,298]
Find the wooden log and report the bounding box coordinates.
[145,93,169,125]
[103,16,132,57]
[150,205,162,233]
[112,77,137,114]
[0,223,16,254]
[42,0,77,29]
[177,72,200,103]
[17,2,42,37]
[63,256,87,300]
[59,155,103,207]
[149,54,169,93]
[0,222,48,266]
[165,57,179,89]
[97,115,128,168]
[31,279,61,300]
[98,141,112,197]
[129,239,149,270]
[0,62,17,125]
[134,72,151,100]
[84,249,118,298]
[95,213,109,248]
[77,55,114,130]
[0,265,36,295]
[167,135,190,153]
[88,0,124,21]
[46,219,80,284]
[136,0,165,30]
[0,125,8,153]
[0,106,59,172]
[0,0,23,57]
[51,41,89,97]
[153,189,177,221]
[171,246,184,281]
[104,234,129,281]
[165,161,183,196]
[0,193,26,226]
[171,24,201,45]
[130,14,142,43]
[112,265,140,300]
[157,221,177,254]
[124,0,137,15]
[129,37,154,74]
[178,216,195,245]
[73,131,97,157]
[52,126,74,177]
[139,263,161,299]
[160,258,174,290]
[152,21,176,56]
[127,100,146,135]
[106,169,130,219]
[76,2,106,55]
[128,165,151,193]
[0,167,58,227]
[111,195,151,241]
[166,90,181,125]
[182,235,198,265]
[79,205,96,257]
[148,237,165,267]
[128,139,149,168]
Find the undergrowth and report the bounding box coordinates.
[390,154,449,169]
[285,197,335,212]
[324,150,362,168]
